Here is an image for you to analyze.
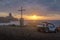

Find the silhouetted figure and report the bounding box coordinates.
[9,13,12,17]
[8,13,13,21]
[6,13,18,21]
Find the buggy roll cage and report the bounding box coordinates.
[42,22,55,27]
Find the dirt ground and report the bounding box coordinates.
[0,26,60,40]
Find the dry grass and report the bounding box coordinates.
[0,26,60,40]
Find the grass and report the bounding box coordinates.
[0,26,60,40]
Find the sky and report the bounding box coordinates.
[0,0,60,20]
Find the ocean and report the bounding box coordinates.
[0,20,60,27]
[25,20,60,27]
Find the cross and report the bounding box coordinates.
[18,6,25,26]
[18,6,25,18]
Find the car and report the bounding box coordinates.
[37,22,57,33]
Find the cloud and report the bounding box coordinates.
[0,0,60,16]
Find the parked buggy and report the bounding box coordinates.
[37,22,57,33]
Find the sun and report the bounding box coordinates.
[30,15,39,20]
[32,15,37,19]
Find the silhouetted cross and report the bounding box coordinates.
[18,7,25,18]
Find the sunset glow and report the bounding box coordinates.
[0,12,60,20]
[14,14,47,20]
[29,15,39,20]
[0,0,60,20]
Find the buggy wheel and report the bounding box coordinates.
[45,30,48,33]
[54,30,57,33]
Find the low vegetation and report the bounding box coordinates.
[0,26,60,40]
